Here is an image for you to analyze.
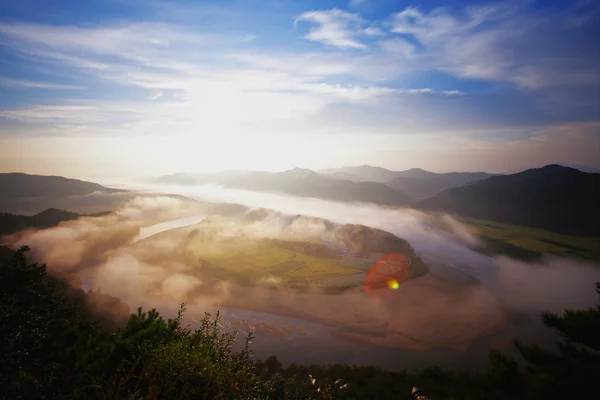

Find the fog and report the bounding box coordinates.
[3,185,600,369]
[118,182,600,312]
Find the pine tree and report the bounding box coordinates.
[514,282,600,399]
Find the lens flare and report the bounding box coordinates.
[364,253,410,298]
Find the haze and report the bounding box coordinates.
[1,0,599,179]
[1,1,600,395]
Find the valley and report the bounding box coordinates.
[1,169,599,373]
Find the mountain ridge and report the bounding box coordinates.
[0,173,132,215]
[154,168,415,205]
[416,164,600,235]
[0,208,107,236]
[319,165,497,199]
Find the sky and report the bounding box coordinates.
[0,0,599,178]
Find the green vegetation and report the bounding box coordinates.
[458,216,600,262]
[416,165,600,236]
[0,247,316,399]
[0,208,113,236]
[190,235,364,282]
[2,246,597,399]
[187,231,429,292]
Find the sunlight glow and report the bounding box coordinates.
[388,279,400,290]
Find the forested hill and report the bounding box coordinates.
[1,247,598,399]
[0,173,129,215]
[416,165,600,235]
[0,208,109,236]
[0,173,122,198]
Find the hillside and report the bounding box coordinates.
[153,170,245,185]
[0,173,122,198]
[224,168,413,205]
[319,166,495,200]
[416,165,600,235]
[1,247,598,399]
[386,170,495,200]
[319,165,400,183]
[0,173,130,215]
[157,168,414,205]
[0,208,103,236]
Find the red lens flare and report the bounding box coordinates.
[364,253,410,297]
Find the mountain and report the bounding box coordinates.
[0,173,130,215]
[156,168,414,205]
[386,170,496,200]
[320,166,496,200]
[0,173,123,198]
[224,168,413,205]
[0,208,87,236]
[557,164,600,174]
[152,170,245,185]
[416,165,600,235]
[319,165,400,183]
[506,163,600,174]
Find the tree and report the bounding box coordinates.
[513,283,600,399]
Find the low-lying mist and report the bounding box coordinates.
[125,182,600,310]
[3,184,600,369]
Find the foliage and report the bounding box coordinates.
[1,246,598,399]
[417,165,600,236]
[511,282,600,399]
[0,246,112,399]
[458,216,600,262]
[0,247,268,400]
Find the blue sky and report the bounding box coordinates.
[0,0,598,177]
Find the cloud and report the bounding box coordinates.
[362,27,384,36]
[4,188,599,355]
[0,105,101,124]
[0,77,85,90]
[442,90,464,96]
[0,22,214,61]
[146,88,163,100]
[0,1,597,174]
[389,3,600,89]
[295,9,367,49]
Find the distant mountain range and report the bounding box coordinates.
[319,165,402,183]
[385,170,496,200]
[3,164,599,236]
[506,163,600,174]
[156,168,414,205]
[417,165,600,236]
[154,166,499,204]
[556,164,600,174]
[319,166,497,200]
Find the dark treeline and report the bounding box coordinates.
[0,208,112,237]
[0,247,598,399]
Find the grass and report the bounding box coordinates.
[190,236,290,271]
[454,216,600,262]
[282,253,360,280]
[187,232,430,288]
[183,218,432,290]
[189,235,363,283]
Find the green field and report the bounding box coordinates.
[188,235,366,285]
[185,230,430,291]
[455,216,600,262]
